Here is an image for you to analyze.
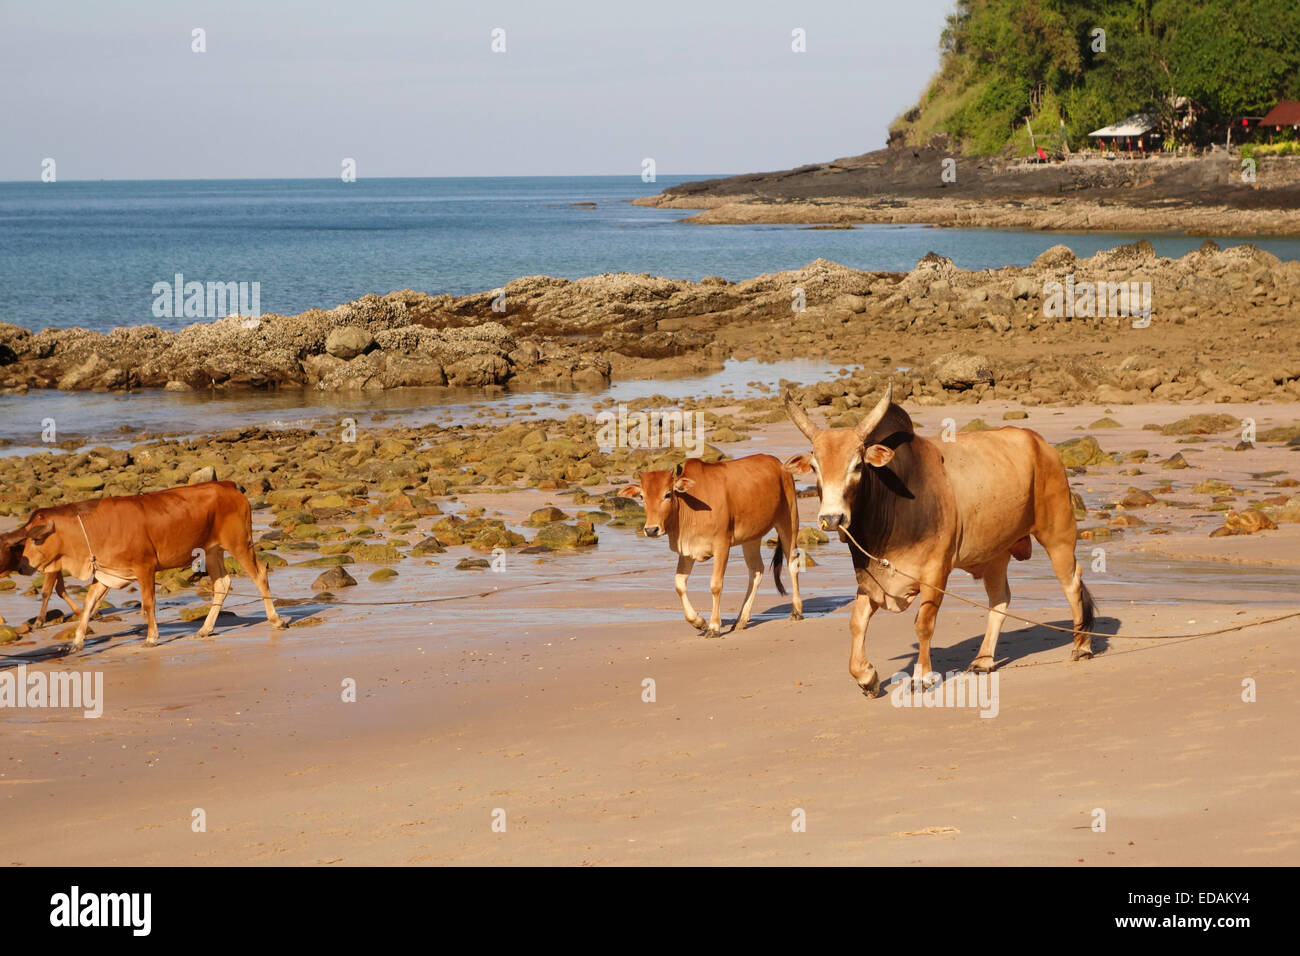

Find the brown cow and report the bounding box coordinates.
[1,481,285,652]
[619,454,803,637]
[784,385,1095,696]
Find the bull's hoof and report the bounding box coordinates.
[912,671,940,691]
[194,629,213,639]
[857,672,881,699]
[789,611,804,622]
[688,616,708,632]
[704,625,723,639]
[145,635,159,647]
[1071,647,1094,661]
[271,618,288,630]
[970,656,995,674]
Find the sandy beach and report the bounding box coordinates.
[4,402,1298,865]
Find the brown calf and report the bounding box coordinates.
[620,454,803,637]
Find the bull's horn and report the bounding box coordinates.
[783,390,821,440]
[854,384,894,441]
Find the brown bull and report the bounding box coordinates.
[620,454,803,637]
[784,386,1095,696]
[0,481,284,652]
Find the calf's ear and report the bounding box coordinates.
[783,453,813,476]
[672,477,695,494]
[618,484,643,499]
[864,444,895,467]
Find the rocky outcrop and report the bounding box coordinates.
[0,293,611,393]
[2,240,1299,404]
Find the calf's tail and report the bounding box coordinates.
[771,542,787,596]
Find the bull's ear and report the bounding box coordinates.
[25,522,55,544]
[672,477,695,494]
[618,484,643,499]
[864,444,895,468]
[783,453,814,476]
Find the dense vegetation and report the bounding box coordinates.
[891,0,1300,155]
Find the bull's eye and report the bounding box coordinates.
[663,492,671,500]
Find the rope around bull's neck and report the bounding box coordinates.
[835,523,1300,642]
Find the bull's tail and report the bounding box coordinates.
[771,541,788,596]
[1079,580,1097,634]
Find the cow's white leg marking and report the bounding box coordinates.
[734,539,764,631]
[705,540,729,638]
[137,566,160,646]
[228,541,285,630]
[912,580,945,689]
[70,580,110,653]
[849,592,879,697]
[972,555,1010,672]
[674,555,706,630]
[197,574,232,638]
[1041,534,1091,659]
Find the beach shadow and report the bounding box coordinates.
[739,593,856,630]
[885,614,1118,677]
[0,606,320,669]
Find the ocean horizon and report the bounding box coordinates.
[4,175,1300,333]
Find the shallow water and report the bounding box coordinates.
[0,357,852,453]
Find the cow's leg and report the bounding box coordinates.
[196,546,231,638]
[912,580,946,689]
[776,501,803,621]
[55,572,83,620]
[971,554,1011,673]
[137,566,161,646]
[849,592,880,697]
[36,573,57,626]
[705,540,730,638]
[1042,536,1092,660]
[673,556,706,631]
[733,539,764,632]
[227,540,286,630]
[69,580,110,653]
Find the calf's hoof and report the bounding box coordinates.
[1071,647,1093,662]
[145,635,159,647]
[970,656,995,674]
[271,617,288,630]
[704,625,723,639]
[789,611,804,622]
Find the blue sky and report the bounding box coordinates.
[0,0,953,180]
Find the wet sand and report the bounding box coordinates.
[3,404,1299,865]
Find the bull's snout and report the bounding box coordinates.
[644,525,662,538]
[818,513,846,532]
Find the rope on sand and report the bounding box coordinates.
[836,523,1300,642]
